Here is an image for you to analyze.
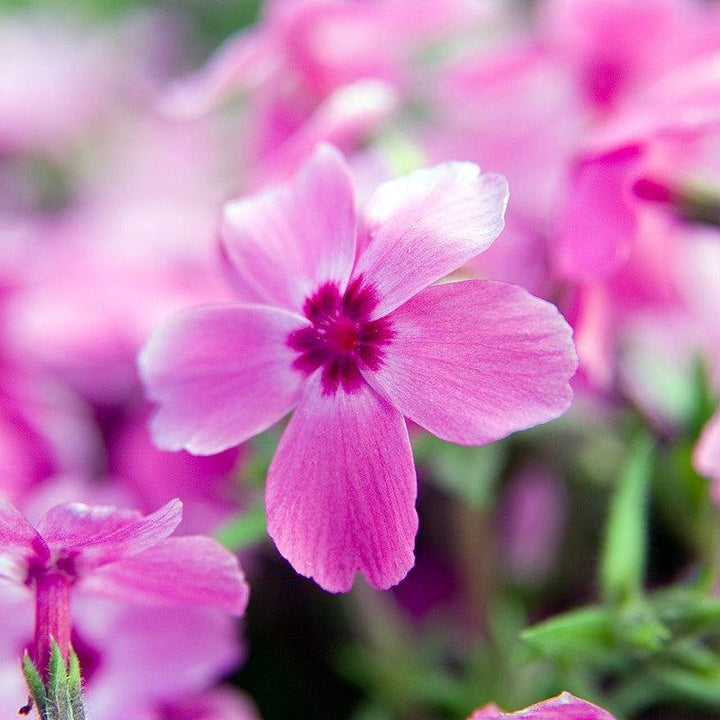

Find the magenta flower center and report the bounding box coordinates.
[288,277,393,395]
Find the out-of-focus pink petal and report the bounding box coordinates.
[555,146,642,281]
[221,144,357,312]
[37,499,182,570]
[539,0,696,109]
[139,304,308,454]
[570,283,615,390]
[158,31,273,118]
[355,164,508,318]
[108,409,241,535]
[695,409,720,501]
[469,691,616,719]
[364,280,577,444]
[266,374,417,592]
[0,497,44,556]
[80,537,249,616]
[159,688,260,720]
[253,81,398,186]
[80,601,242,720]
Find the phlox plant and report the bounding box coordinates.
[4,0,720,719]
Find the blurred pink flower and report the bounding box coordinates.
[538,0,711,110]
[0,497,248,676]
[0,15,115,154]
[107,408,242,535]
[426,0,720,394]
[470,692,615,719]
[5,117,233,404]
[0,262,100,501]
[160,0,493,184]
[140,144,577,592]
[498,466,566,583]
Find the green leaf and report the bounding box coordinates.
[613,602,669,655]
[521,606,616,666]
[414,434,505,508]
[652,646,720,707]
[600,433,655,604]
[215,499,267,551]
[22,651,47,718]
[47,642,67,696]
[47,642,72,720]
[652,588,720,637]
[67,651,86,720]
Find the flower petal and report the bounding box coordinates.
[158,30,271,118]
[80,536,249,615]
[354,163,508,318]
[0,498,45,557]
[555,147,642,281]
[253,80,398,187]
[469,692,616,719]
[266,374,417,592]
[694,409,720,501]
[139,303,308,454]
[37,499,182,570]
[221,143,357,312]
[363,280,577,444]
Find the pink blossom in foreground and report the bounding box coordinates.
[0,586,251,720]
[470,692,616,719]
[0,497,248,677]
[140,143,577,592]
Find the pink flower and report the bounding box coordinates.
[470,692,615,719]
[0,497,248,677]
[139,144,577,592]
[160,0,491,184]
[0,586,251,720]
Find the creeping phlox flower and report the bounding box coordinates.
[140,144,577,592]
[0,497,249,684]
[469,692,616,719]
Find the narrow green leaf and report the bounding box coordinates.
[652,652,720,707]
[613,602,669,655]
[47,642,67,696]
[47,642,72,720]
[600,433,655,604]
[521,606,616,665]
[67,650,86,720]
[652,588,720,636]
[22,651,47,718]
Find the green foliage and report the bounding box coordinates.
[414,433,506,509]
[21,643,88,720]
[521,606,618,668]
[215,498,267,551]
[600,433,654,604]
[22,652,46,718]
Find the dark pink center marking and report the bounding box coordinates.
[288,276,393,395]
